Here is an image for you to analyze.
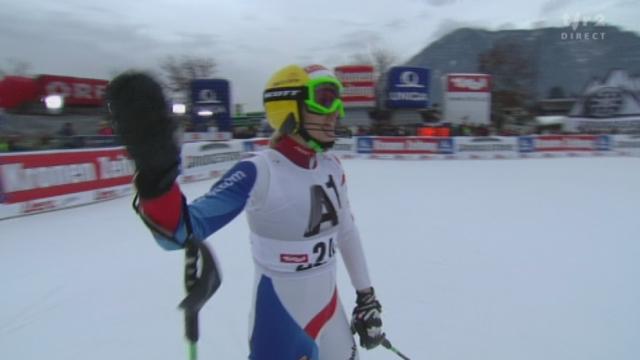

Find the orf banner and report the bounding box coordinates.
[190,79,232,132]
[37,75,108,106]
[386,67,430,109]
[334,65,376,108]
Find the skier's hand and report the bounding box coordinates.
[351,287,385,349]
[106,72,180,199]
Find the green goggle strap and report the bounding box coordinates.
[306,138,324,153]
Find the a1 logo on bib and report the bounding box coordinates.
[304,175,341,237]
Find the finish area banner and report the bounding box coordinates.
[0,148,134,204]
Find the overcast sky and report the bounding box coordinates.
[2,0,638,110]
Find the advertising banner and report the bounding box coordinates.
[190,79,232,131]
[455,137,518,159]
[518,135,611,156]
[183,131,232,143]
[442,73,491,125]
[334,65,376,108]
[565,70,640,133]
[611,134,640,155]
[3,134,638,220]
[0,76,39,109]
[385,67,430,109]
[0,148,134,204]
[0,184,133,220]
[179,141,243,183]
[331,138,357,158]
[0,148,134,219]
[242,138,271,152]
[356,137,453,156]
[37,75,108,106]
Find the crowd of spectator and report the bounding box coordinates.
[0,118,116,152]
[0,115,636,153]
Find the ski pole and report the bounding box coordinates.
[179,240,222,360]
[381,338,411,360]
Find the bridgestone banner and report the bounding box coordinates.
[455,137,518,159]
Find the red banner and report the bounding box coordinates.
[446,74,491,93]
[534,135,599,152]
[369,137,442,154]
[0,148,133,203]
[0,76,40,108]
[37,75,108,106]
[334,65,376,107]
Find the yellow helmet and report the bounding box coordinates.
[263,64,344,134]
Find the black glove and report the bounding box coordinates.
[351,287,385,349]
[106,72,180,198]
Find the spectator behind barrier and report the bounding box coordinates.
[0,136,8,152]
[57,121,83,148]
[97,120,114,135]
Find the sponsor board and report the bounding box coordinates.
[183,131,232,142]
[595,135,611,151]
[446,74,490,92]
[331,138,356,157]
[0,184,133,220]
[611,134,640,155]
[532,135,604,152]
[565,117,640,134]
[518,135,614,156]
[3,134,638,220]
[455,137,518,159]
[438,138,454,154]
[0,148,134,204]
[180,141,243,181]
[386,67,430,109]
[443,73,491,125]
[38,75,108,106]
[518,136,536,153]
[334,65,376,108]
[356,137,374,154]
[190,79,232,131]
[356,137,453,155]
[242,138,271,152]
[566,70,640,133]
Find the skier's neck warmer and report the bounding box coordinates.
[274,135,317,169]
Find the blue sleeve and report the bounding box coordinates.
[154,160,257,249]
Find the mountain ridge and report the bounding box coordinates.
[404,25,640,104]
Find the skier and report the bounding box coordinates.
[107,64,385,360]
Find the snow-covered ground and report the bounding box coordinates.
[2,157,639,360]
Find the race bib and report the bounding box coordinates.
[251,232,338,273]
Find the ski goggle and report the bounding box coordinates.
[304,77,345,118]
